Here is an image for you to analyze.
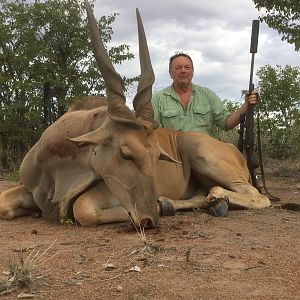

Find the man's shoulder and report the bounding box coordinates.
[192,84,213,94]
[153,85,172,96]
[192,84,220,100]
[152,86,174,103]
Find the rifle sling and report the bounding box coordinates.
[256,111,280,201]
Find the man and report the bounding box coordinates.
[152,52,258,136]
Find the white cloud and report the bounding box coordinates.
[91,0,299,102]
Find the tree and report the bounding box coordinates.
[0,0,137,170]
[256,65,300,158]
[215,99,240,144]
[253,0,300,51]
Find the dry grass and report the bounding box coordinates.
[0,240,57,296]
[125,206,163,262]
[125,205,148,245]
[265,158,300,177]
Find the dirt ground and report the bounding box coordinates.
[0,172,299,300]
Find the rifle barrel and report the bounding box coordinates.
[250,20,259,54]
[249,20,259,91]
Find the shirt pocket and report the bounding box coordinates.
[161,109,180,129]
[193,105,211,126]
[162,109,179,118]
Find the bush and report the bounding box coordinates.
[4,171,20,182]
[261,128,300,160]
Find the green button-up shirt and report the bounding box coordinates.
[151,84,231,136]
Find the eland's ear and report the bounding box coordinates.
[158,146,181,163]
[66,127,112,147]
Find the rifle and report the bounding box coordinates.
[239,20,280,201]
[244,19,259,189]
[238,21,258,155]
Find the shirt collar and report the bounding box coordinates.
[163,84,196,99]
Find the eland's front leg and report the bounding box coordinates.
[73,183,128,227]
[0,185,40,219]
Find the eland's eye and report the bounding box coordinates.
[120,147,133,160]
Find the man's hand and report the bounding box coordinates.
[245,91,259,105]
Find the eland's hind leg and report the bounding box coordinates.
[157,189,209,216]
[158,185,270,217]
[207,184,271,209]
[0,185,40,219]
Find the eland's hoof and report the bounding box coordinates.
[208,199,228,217]
[157,197,176,217]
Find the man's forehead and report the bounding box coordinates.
[173,58,192,65]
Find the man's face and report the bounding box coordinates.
[169,56,194,86]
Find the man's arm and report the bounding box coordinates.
[225,91,258,130]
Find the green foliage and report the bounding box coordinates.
[253,0,300,51]
[0,0,137,170]
[256,65,300,158]
[266,158,300,177]
[257,65,300,129]
[5,171,20,182]
[260,126,299,159]
[215,127,239,146]
[222,98,241,114]
[215,99,240,145]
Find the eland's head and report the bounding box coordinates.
[67,1,178,229]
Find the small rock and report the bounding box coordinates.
[125,266,141,273]
[31,229,38,235]
[2,271,11,276]
[222,260,247,270]
[116,285,123,292]
[17,292,36,299]
[104,263,116,270]
[130,266,141,272]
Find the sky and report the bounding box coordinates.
[92,0,299,103]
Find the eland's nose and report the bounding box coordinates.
[140,217,159,229]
